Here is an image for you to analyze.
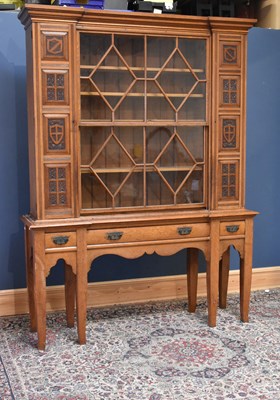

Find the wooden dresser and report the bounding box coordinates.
[19,5,257,350]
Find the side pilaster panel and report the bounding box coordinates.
[211,29,248,210]
[38,23,76,218]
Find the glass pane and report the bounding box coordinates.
[177,170,204,204]
[81,173,111,209]
[147,81,175,121]
[114,127,144,163]
[176,127,204,161]
[81,126,144,167]
[80,127,110,165]
[178,38,206,80]
[93,69,134,103]
[160,170,189,192]
[146,126,173,164]
[115,172,144,208]
[147,37,176,78]
[115,81,144,121]
[114,35,145,78]
[178,82,206,121]
[81,96,112,121]
[97,172,128,195]
[146,171,174,206]
[80,33,111,66]
[156,136,194,169]
[156,51,197,95]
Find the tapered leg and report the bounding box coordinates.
[33,231,46,351]
[76,228,87,345]
[207,220,220,327]
[240,218,254,322]
[65,263,76,328]
[187,248,199,313]
[24,226,36,332]
[219,247,230,309]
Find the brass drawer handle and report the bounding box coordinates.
[52,236,69,245]
[107,231,123,241]
[177,227,192,236]
[226,225,240,233]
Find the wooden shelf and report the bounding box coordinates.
[80,65,205,74]
[80,92,204,98]
[80,165,203,174]
[79,120,208,126]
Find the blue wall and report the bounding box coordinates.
[0,11,279,290]
[0,11,29,290]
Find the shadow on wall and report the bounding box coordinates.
[7,64,29,292]
[0,15,29,291]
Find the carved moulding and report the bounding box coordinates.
[87,241,210,273]
[219,238,244,261]
[44,252,77,277]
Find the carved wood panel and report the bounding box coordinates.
[219,116,240,152]
[43,114,70,154]
[219,160,239,201]
[42,70,69,105]
[41,31,69,61]
[219,40,241,68]
[44,164,71,210]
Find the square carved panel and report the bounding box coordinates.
[219,116,240,152]
[43,114,70,155]
[45,164,71,209]
[219,40,241,69]
[41,31,69,61]
[42,70,69,105]
[219,76,240,108]
[219,160,239,201]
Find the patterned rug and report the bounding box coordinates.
[0,289,280,400]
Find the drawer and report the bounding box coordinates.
[87,223,210,245]
[220,221,245,236]
[45,232,76,249]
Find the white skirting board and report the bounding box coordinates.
[0,266,280,317]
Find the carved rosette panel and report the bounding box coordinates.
[41,32,69,61]
[45,165,70,208]
[42,70,69,105]
[220,161,239,200]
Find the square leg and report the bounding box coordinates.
[65,263,76,328]
[187,248,199,313]
[219,247,230,309]
[24,226,37,332]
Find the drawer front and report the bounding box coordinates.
[220,221,245,236]
[45,232,76,249]
[87,223,210,245]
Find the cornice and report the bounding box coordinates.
[18,5,256,33]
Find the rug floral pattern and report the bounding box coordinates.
[0,289,280,399]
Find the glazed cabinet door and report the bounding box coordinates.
[79,32,209,213]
